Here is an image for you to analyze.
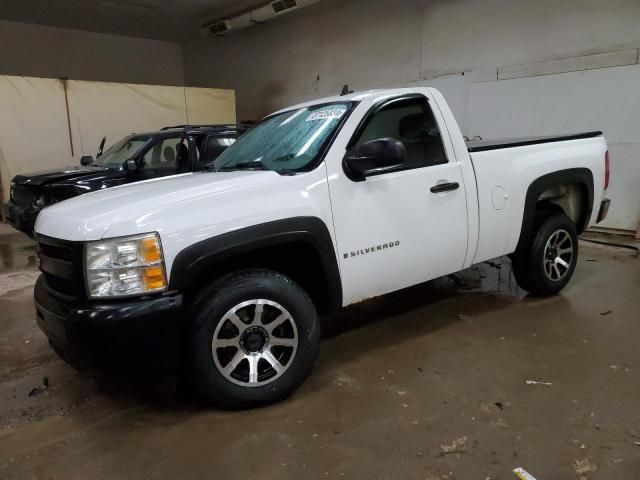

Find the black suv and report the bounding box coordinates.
[5,124,250,236]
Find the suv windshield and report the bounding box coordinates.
[213,102,352,173]
[94,135,151,168]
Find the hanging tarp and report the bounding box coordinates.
[0,75,236,201]
[0,76,71,200]
[184,87,236,125]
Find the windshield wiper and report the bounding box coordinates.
[219,159,268,171]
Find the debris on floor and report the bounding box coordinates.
[573,458,597,474]
[439,436,468,454]
[513,467,538,480]
[525,380,553,386]
[27,377,49,397]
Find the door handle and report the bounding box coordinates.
[430,182,459,193]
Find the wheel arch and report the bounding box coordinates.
[169,216,342,314]
[516,168,594,251]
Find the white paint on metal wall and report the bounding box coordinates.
[467,64,640,230]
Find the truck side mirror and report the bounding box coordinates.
[343,138,407,181]
[124,158,138,172]
[80,155,94,166]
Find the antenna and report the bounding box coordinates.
[340,84,353,96]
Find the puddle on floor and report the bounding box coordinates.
[434,255,524,297]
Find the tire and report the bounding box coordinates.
[512,212,579,296]
[188,269,320,408]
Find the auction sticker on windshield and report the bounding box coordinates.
[306,108,346,122]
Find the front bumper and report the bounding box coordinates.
[34,275,184,376]
[5,201,39,236]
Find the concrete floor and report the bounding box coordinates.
[0,226,639,480]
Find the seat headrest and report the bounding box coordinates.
[163,146,175,163]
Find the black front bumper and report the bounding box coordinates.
[34,276,184,376]
[5,201,39,236]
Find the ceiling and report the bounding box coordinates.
[0,0,265,42]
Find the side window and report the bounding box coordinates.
[140,136,190,173]
[200,136,236,164]
[354,98,447,169]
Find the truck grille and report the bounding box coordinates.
[11,185,37,207]
[36,235,85,301]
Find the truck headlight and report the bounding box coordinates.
[85,232,167,298]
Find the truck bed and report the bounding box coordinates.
[466,131,602,152]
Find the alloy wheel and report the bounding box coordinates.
[211,299,298,387]
[543,229,574,281]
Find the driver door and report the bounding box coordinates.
[329,95,469,305]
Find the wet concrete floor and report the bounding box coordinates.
[0,226,639,479]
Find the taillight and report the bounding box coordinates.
[604,150,610,190]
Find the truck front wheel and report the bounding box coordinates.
[512,212,579,296]
[188,269,320,408]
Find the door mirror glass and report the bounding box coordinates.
[343,138,406,181]
[80,155,94,166]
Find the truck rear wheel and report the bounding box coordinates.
[512,212,579,296]
[188,269,320,408]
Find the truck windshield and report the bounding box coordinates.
[213,102,353,173]
[94,135,151,168]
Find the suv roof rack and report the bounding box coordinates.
[160,124,252,131]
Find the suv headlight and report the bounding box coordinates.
[85,232,167,298]
[34,193,46,209]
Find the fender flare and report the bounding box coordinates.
[516,168,594,250]
[169,216,342,310]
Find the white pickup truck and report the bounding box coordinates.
[33,87,610,407]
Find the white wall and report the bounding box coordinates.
[184,0,640,120]
[464,65,640,231]
[0,20,184,86]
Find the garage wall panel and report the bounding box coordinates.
[0,19,184,86]
[467,64,640,230]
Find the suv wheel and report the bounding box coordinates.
[512,212,579,296]
[189,270,320,408]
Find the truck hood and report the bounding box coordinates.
[34,170,283,241]
[13,166,113,186]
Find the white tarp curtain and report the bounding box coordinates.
[0,76,71,202]
[184,87,237,125]
[0,75,236,201]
